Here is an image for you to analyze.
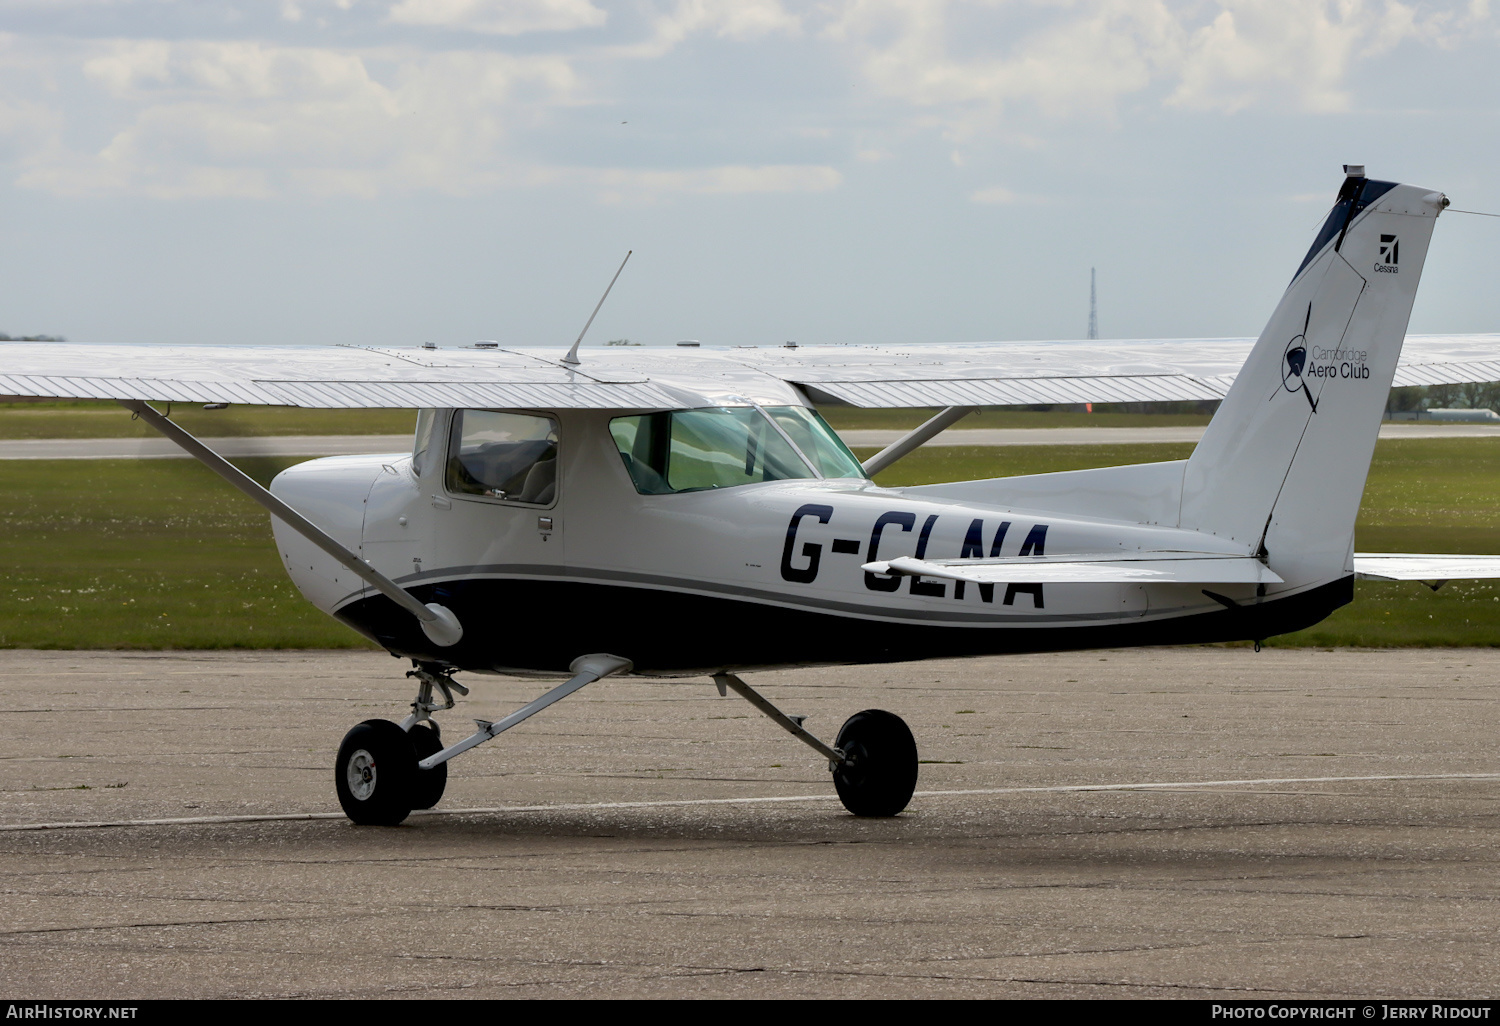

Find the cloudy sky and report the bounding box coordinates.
[0,0,1496,350]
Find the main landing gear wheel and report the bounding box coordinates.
[407,722,447,811]
[832,709,919,817]
[335,719,417,826]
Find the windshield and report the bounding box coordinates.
[766,406,865,479]
[609,406,865,495]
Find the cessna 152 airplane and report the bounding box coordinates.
[5,165,1500,826]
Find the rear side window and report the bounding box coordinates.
[446,410,559,504]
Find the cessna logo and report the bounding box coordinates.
[1376,234,1399,273]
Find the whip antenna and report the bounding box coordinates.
[561,250,632,367]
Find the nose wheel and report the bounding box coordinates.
[335,719,418,826]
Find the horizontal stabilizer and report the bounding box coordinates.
[1353,553,1500,581]
[862,553,1284,585]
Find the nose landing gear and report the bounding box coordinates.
[332,655,633,826]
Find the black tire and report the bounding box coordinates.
[335,719,416,826]
[407,721,448,811]
[832,709,918,817]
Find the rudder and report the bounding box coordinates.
[1178,167,1448,591]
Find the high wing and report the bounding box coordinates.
[739,333,1500,408]
[0,344,695,409]
[1,333,1498,408]
[1352,554,1500,581]
[863,553,1284,585]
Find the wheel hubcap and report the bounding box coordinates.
[347,749,376,801]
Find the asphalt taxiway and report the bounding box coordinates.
[2,647,1498,999]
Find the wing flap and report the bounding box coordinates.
[1353,553,1500,581]
[797,374,1225,409]
[863,553,1283,585]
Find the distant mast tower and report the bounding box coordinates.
[1087,267,1098,340]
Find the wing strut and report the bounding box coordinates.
[118,399,463,648]
[860,406,976,477]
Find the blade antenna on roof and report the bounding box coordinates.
[561,250,632,367]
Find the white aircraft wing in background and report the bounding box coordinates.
[1352,554,1500,581]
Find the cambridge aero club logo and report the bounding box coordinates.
[1280,303,1318,412]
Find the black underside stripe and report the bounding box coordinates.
[334,576,1355,676]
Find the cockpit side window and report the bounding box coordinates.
[446,410,559,504]
[609,406,863,495]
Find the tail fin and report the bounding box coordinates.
[1179,168,1448,589]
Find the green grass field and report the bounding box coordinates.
[0,457,373,649]
[1,438,1498,649]
[0,401,417,438]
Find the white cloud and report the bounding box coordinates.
[586,163,841,203]
[1167,0,1413,113]
[386,0,607,35]
[672,0,801,40]
[827,0,1183,120]
[968,184,1016,204]
[0,1,1487,202]
[26,41,582,198]
[7,34,840,202]
[614,0,801,58]
[823,0,1487,132]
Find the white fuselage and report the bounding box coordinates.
[269,407,1346,675]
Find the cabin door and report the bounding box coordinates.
[430,408,563,577]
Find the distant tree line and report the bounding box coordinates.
[0,332,65,342]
